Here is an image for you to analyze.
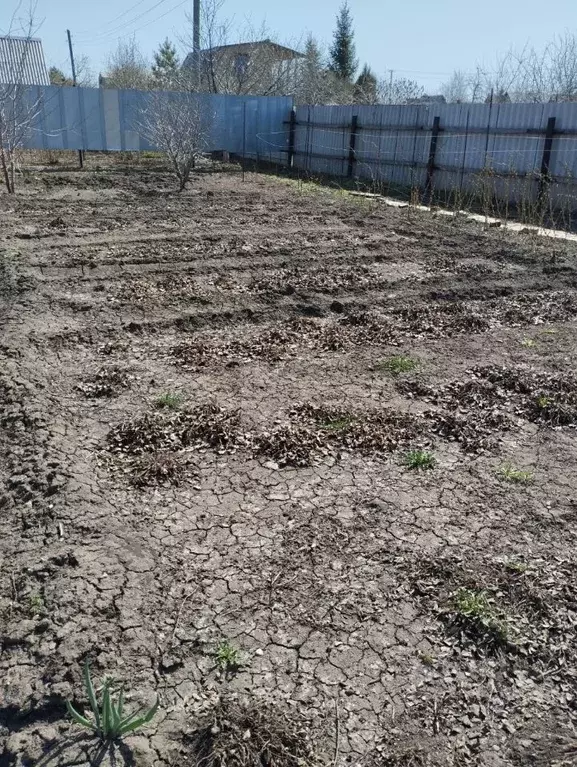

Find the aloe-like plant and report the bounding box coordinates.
[66,661,159,741]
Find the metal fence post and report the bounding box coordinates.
[347,115,359,178]
[538,116,556,207]
[424,116,441,203]
[287,106,296,169]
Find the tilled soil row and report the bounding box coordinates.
[2,162,577,767]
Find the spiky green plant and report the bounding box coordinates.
[154,392,182,410]
[376,355,418,375]
[66,662,159,741]
[498,464,534,484]
[405,449,435,470]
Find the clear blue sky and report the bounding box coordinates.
[5,0,577,89]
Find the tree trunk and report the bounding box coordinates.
[9,156,15,194]
[0,147,13,193]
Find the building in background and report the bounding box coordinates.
[184,39,303,96]
[0,36,49,85]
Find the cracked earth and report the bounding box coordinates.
[1,157,577,766]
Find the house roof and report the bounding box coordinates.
[0,36,49,86]
[183,39,303,68]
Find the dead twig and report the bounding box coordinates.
[333,695,340,767]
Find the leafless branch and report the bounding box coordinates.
[0,2,45,192]
[139,83,213,191]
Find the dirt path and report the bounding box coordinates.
[1,160,576,766]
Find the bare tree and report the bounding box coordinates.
[75,54,96,87]
[0,2,44,193]
[354,64,378,104]
[378,76,424,105]
[139,82,212,191]
[444,33,577,103]
[104,38,151,90]
[49,55,94,88]
[440,70,470,103]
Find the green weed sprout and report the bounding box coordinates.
[215,640,241,671]
[405,449,435,470]
[66,661,159,741]
[154,392,182,410]
[376,355,418,375]
[498,464,534,484]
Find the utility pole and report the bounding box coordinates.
[66,29,84,169]
[388,69,394,104]
[193,0,201,89]
[66,29,77,85]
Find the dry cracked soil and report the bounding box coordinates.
[1,155,577,767]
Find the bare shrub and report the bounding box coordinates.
[140,86,212,191]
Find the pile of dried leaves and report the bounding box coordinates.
[294,403,425,455]
[77,366,132,398]
[484,289,577,327]
[409,551,577,667]
[107,403,243,456]
[397,367,566,452]
[476,365,577,426]
[130,450,187,487]
[253,425,329,467]
[391,301,490,338]
[249,264,387,296]
[185,696,326,767]
[172,315,393,369]
[254,403,424,467]
[115,274,212,303]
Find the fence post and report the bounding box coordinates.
[347,115,359,178]
[538,116,556,208]
[424,116,441,203]
[287,106,296,169]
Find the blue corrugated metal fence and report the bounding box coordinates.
[16,85,292,162]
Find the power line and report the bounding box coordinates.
[75,0,174,43]
[76,0,152,36]
[77,0,191,50]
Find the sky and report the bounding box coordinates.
[4,0,577,90]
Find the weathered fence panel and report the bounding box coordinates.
[292,101,577,215]
[15,85,291,162]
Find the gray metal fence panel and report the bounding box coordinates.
[14,85,291,160]
[292,100,577,212]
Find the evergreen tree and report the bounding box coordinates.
[354,63,377,103]
[328,2,358,81]
[152,38,180,86]
[49,66,72,86]
[299,35,325,104]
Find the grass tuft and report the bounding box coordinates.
[405,449,435,470]
[520,338,536,348]
[498,464,534,484]
[376,355,418,375]
[319,415,355,432]
[154,392,183,410]
[449,587,510,647]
